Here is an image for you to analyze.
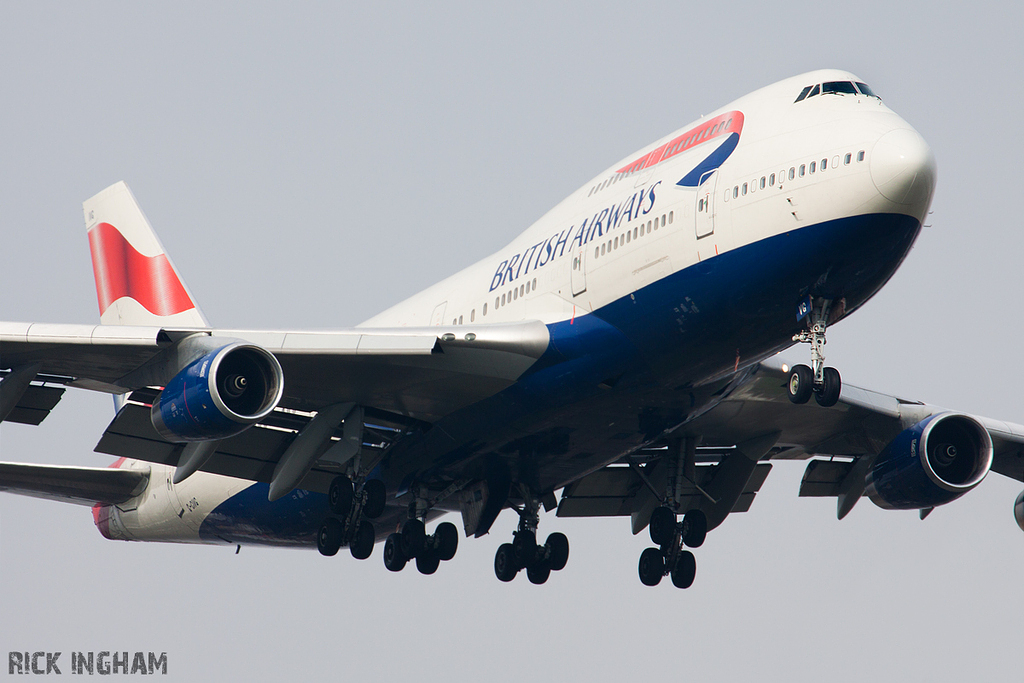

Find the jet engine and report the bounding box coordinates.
[151,342,283,442]
[1015,491,1024,533]
[865,413,993,510]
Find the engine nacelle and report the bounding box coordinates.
[865,413,993,510]
[1015,491,1024,533]
[151,342,283,442]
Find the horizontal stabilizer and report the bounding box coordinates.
[0,461,148,506]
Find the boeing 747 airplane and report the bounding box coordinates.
[2,69,1022,588]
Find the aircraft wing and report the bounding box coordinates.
[557,358,1024,529]
[0,319,550,493]
[0,319,550,421]
[0,461,148,507]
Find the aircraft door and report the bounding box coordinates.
[430,302,447,326]
[570,245,587,296]
[695,170,717,239]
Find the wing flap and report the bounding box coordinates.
[3,384,65,425]
[556,463,772,518]
[0,462,148,506]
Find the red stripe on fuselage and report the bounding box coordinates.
[617,110,744,175]
[88,222,195,317]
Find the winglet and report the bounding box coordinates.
[83,182,208,327]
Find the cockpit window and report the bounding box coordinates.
[822,81,858,95]
[796,80,881,104]
[855,82,879,98]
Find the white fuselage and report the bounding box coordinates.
[97,69,936,546]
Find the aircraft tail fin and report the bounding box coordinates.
[83,181,208,327]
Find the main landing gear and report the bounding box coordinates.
[787,298,842,408]
[638,506,707,588]
[381,485,462,575]
[494,488,569,585]
[317,476,387,560]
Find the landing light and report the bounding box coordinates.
[781,364,790,373]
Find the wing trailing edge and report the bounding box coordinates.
[0,461,148,507]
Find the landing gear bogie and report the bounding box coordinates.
[638,507,704,588]
[381,519,461,575]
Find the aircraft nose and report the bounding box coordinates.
[869,128,936,205]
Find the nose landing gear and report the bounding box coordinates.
[788,298,843,407]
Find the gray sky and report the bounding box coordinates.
[2,2,1022,680]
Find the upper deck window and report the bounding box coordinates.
[822,81,858,95]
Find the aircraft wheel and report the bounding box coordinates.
[416,550,441,575]
[787,364,814,404]
[649,506,676,546]
[434,522,459,561]
[362,479,387,519]
[494,543,518,582]
[400,518,426,558]
[328,477,354,516]
[317,517,343,557]
[681,509,707,548]
[527,560,551,585]
[545,532,569,571]
[670,550,697,589]
[383,533,407,572]
[349,519,375,560]
[511,529,537,569]
[638,547,665,586]
[814,367,842,407]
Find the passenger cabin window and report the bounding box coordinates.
[858,150,865,162]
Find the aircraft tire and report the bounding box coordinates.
[362,479,387,519]
[400,518,426,558]
[350,519,375,560]
[494,543,518,582]
[434,522,459,561]
[416,550,441,575]
[511,529,537,569]
[545,532,569,571]
[527,560,551,585]
[787,364,814,404]
[670,551,696,589]
[815,367,842,407]
[383,533,407,572]
[328,477,354,516]
[649,506,676,546]
[317,517,343,557]
[681,509,707,548]
[638,547,665,586]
